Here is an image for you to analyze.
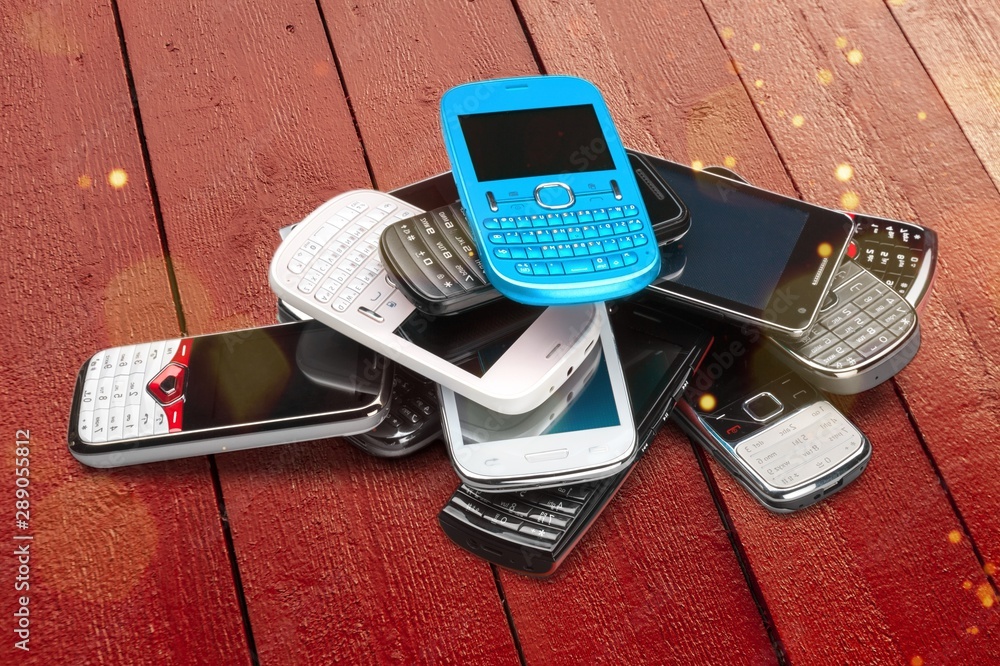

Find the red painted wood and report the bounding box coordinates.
[521,0,1000,662]
[695,0,1000,661]
[114,0,522,662]
[499,428,778,665]
[319,0,539,190]
[11,0,1000,662]
[0,2,249,664]
[887,0,1000,193]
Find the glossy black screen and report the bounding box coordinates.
[183,321,381,429]
[459,105,615,181]
[655,163,809,310]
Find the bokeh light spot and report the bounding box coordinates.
[818,243,833,258]
[963,580,973,590]
[847,49,864,65]
[723,156,737,168]
[835,36,848,49]
[721,27,735,40]
[984,562,996,575]
[917,111,927,121]
[948,529,963,544]
[107,168,129,189]
[840,192,860,210]
[77,174,92,189]
[817,69,834,85]
[35,478,159,602]
[967,626,980,635]
[754,79,764,88]
[976,583,996,608]
[691,160,704,171]
[698,393,717,412]
[791,114,805,127]
[312,60,331,77]
[752,43,761,52]
[836,163,854,182]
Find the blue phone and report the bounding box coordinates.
[439,75,661,305]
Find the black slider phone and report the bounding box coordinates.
[673,329,872,513]
[437,299,713,576]
[696,164,934,394]
[379,151,690,316]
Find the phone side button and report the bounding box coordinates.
[525,449,569,462]
[357,307,384,323]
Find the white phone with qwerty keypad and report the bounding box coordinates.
[269,190,601,416]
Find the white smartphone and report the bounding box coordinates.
[439,307,636,491]
[269,189,601,415]
[68,321,392,467]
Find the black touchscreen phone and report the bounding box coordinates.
[437,299,713,576]
[640,155,854,339]
[698,165,930,394]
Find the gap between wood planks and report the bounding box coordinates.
[110,1,260,663]
[694,0,1000,605]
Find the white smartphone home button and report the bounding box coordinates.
[525,449,569,462]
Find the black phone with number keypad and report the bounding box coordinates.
[276,298,442,458]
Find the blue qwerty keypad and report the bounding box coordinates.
[481,204,649,277]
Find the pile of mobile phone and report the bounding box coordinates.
[66,74,938,577]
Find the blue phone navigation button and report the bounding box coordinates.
[534,183,575,209]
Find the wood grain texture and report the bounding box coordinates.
[887,0,1000,192]
[116,0,372,334]
[499,427,778,665]
[0,2,249,664]
[695,0,1000,661]
[319,0,539,190]
[115,0,521,662]
[523,0,1000,662]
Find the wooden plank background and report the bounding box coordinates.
[2,0,999,664]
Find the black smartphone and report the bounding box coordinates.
[437,299,713,576]
[639,155,855,339]
[276,298,441,458]
[701,165,939,311]
[673,330,871,512]
[379,151,690,316]
[68,321,392,467]
[698,164,933,394]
